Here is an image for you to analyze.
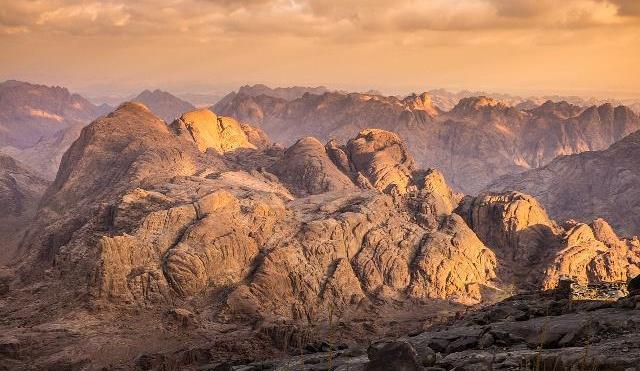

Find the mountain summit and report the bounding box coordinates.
[132,89,196,123]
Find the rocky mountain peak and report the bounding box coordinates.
[347,129,416,194]
[402,92,439,117]
[451,96,504,115]
[171,108,255,154]
[530,100,583,118]
[132,88,195,123]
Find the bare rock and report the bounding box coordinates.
[171,108,255,153]
[365,341,421,371]
[542,220,640,289]
[164,308,198,328]
[270,137,355,196]
[347,129,415,194]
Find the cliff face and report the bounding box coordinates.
[488,129,640,237]
[214,92,640,194]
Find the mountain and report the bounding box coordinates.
[487,129,640,237]
[214,91,640,194]
[0,122,85,179]
[0,154,48,264]
[2,102,639,368]
[132,89,196,122]
[0,80,108,150]
[176,92,227,107]
[427,88,640,113]
[215,84,331,109]
[0,80,111,180]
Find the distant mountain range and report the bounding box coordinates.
[214,90,640,194]
[488,128,640,237]
[0,80,111,178]
[3,79,638,196]
[0,83,199,178]
[132,89,196,123]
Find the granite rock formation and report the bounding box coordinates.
[458,192,640,290]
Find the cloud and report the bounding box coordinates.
[0,0,638,40]
[606,0,640,16]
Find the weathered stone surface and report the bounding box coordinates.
[3,99,640,370]
[171,109,255,154]
[347,129,415,194]
[542,219,640,289]
[365,341,421,371]
[270,137,355,196]
[459,191,640,290]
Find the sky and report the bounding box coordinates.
[1,0,639,98]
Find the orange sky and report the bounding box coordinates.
[1,0,639,98]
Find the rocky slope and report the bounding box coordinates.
[132,89,196,123]
[488,129,640,238]
[0,154,48,264]
[2,103,639,369]
[214,91,640,194]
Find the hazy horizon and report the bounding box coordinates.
[2,0,639,100]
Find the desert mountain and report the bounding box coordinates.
[214,91,640,194]
[2,103,639,368]
[487,128,640,237]
[0,154,48,264]
[216,84,331,108]
[0,80,108,149]
[1,122,85,179]
[132,89,196,123]
[427,87,640,113]
[0,80,111,179]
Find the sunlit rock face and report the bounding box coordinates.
[3,98,640,369]
[11,104,504,322]
[458,191,640,290]
[171,108,255,154]
[5,102,638,335]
